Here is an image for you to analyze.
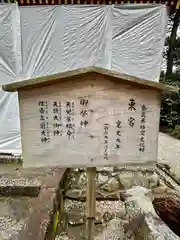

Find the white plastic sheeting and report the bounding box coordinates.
[0,4,21,153]
[20,5,168,81]
[0,4,168,153]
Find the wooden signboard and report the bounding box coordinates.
[3,66,179,240]
[2,67,179,168]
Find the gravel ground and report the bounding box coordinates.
[158,132,180,177]
[0,197,35,240]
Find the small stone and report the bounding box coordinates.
[66,171,81,189]
[103,211,115,222]
[95,211,102,221]
[65,189,85,199]
[98,174,109,185]
[146,172,159,188]
[68,219,84,226]
[118,171,159,189]
[151,184,169,195]
[79,168,85,172]
[151,184,178,198]
[118,172,137,189]
[163,164,171,171]
[100,177,121,192]
[77,173,87,187]
[115,207,126,219]
[111,172,119,177]
[96,167,114,173]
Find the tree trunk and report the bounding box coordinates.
[166,9,180,79]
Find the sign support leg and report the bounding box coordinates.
[86,167,96,240]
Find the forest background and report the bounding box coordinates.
[160,8,180,138]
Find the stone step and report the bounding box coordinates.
[0,158,41,197]
[0,166,62,197]
[0,153,22,165]
[0,177,41,197]
[0,196,35,240]
[0,168,66,240]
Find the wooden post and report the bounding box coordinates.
[86,167,96,240]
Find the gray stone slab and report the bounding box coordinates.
[0,197,34,240]
[0,167,62,197]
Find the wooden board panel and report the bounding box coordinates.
[19,73,160,168]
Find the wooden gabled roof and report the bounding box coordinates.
[2,66,179,94]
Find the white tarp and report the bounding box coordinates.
[20,5,168,81]
[0,4,21,153]
[0,4,168,153]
